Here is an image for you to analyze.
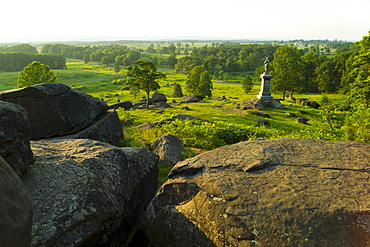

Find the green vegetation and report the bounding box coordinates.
[17,61,57,88]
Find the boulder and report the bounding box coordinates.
[297,117,310,124]
[51,109,124,146]
[23,139,158,247]
[109,101,133,110]
[0,83,108,139]
[138,139,370,247]
[180,95,203,103]
[153,135,185,166]
[239,98,266,110]
[152,92,167,103]
[0,156,33,247]
[0,100,34,177]
[286,112,297,117]
[258,119,269,125]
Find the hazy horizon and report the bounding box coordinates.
[1,0,369,44]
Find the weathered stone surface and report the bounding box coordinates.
[240,98,286,110]
[51,109,124,146]
[239,98,266,110]
[286,112,297,117]
[0,83,108,139]
[109,101,133,110]
[0,100,34,177]
[258,119,269,125]
[297,117,310,124]
[139,139,370,247]
[23,139,158,247]
[152,92,167,103]
[180,95,204,103]
[0,156,33,247]
[153,134,185,166]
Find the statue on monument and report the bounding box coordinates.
[264,57,270,73]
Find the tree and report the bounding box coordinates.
[172,83,183,98]
[316,60,341,93]
[125,59,166,108]
[241,75,254,93]
[185,66,213,97]
[113,61,121,74]
[17,61,57,88]
[272,45,305,100]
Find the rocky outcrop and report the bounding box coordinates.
[0,83,108,139]
[138,139,370,247]
[180,95,204,103]
[0,156,33,247]
[153,134,185,166]
[152,92,167,103]
[23,138,158,247]
[109,101,133,110]
[240,98,286,110]
[0,100,34,177]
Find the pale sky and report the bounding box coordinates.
[1,0,369,43]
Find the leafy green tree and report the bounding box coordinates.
[316,60,340,93]
[6,44,37,53]
[199,71,213,98]
[166,52,177,68]
[272,45,305,100]
[113,61,121,74]
[172,83,183,97]
[348,32,370,108]
[17,61,57,88]
[241,75,254,93]
[125,59,166,108]
[185,66,213,97]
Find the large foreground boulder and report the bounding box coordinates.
[0,83,108,139]
[0,100,34,177]
[23,139,158,247]
[138,139,370,247]
[0,156,33,247]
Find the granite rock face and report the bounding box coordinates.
[153,134,184,166]
[138,139,370,247]
[0,83,108,139]
[0,156,33,247]
[0,100,34,177]
[23,139,158,247]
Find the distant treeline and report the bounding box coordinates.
[41,44,141,66]
[0,52,66,72]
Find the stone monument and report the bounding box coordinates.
[257,57,273,101]
[239,57,286,110]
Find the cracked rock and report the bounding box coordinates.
[136,138,370,247]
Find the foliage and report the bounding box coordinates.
[241,75,253,93]
[172,83,183,98]
[0,52,66,71]
[185,66,213,97]
[125,59,166,108]
[17,61,57,88]
[345,108,370,143]
[272,45,305,99]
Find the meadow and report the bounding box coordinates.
[0,58,348,184]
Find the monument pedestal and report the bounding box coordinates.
[257,72,273,101]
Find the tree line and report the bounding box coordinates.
[0,52,66,72]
